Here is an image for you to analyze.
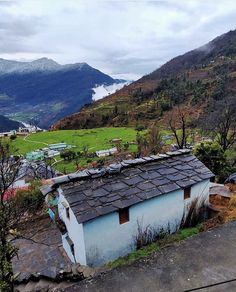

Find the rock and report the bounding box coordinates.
[77,265,96,278]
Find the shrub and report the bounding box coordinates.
[180,197,207,228]
[13,180,44,213]
[135,125,145,132]
[134,220,171,249]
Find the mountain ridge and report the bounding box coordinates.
[0,58,125,128]
[52,28,236,130]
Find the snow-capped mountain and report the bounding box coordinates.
[0,58,126,128]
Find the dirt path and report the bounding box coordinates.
[62,221,236,292]
[23,133,48,146]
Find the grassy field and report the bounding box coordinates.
[10,127,140,173]
[12,127,138,154]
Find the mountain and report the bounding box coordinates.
[0,58,124,128]
[52,29,236,130]
[0,115,21,132]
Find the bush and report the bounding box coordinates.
[135,125,145,132]
[13,181,44,213]
[180,197,207,228]
[134,220,171,249]
[10,134,17,140]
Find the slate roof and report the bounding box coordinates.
[54,150,214,224]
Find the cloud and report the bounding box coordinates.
[0,0,236,79]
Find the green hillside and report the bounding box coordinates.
[11,128,140,173]
[52,29,236,130]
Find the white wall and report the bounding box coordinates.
[58,188,87,265]
[82,179,210,266]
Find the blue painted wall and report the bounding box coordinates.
[83,179,210,266]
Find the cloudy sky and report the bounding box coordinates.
[1,0,236,80]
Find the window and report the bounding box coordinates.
[66,236,74,256]
[66,207,70,219]
[184,187,191,200]
[119,208,130,224]
[70,243,75,256]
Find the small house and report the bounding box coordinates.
[96,147,118,157]
[26,150,45,161]
[41,150,214,267]
[48,143,70,151]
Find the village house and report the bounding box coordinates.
[96,147,118,157]
[41,149,214,267]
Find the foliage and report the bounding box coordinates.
[13,181,44,213]
[180,197,207,229]
[136,124,163,156]
[135,124,145,132]
[60,150,76,161]
[194,141,228,181]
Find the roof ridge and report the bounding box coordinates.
[40,149,192,195]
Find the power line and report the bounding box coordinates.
[183,278,236,292]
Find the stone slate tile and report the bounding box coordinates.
[166,173,186,182]
[139,171,162,180]
[110,182,129,191]
[77,210,99,223]
[137,181,155,191]
[95,204,116,216]
[198,172,214,180]
[175,179,196,188]
[178,155,195,162]
[158,183,179,194]
[124,175,144,186]
[136,192,148,200]
[146,188,162,199]
[119,187,140,197]
[83,189,93,197]
[71,201,90,212]
[111,200,123,209]
[157,167,178,175]
[121,196,142,208]
[104,195,121,203]
[141,163,164,171]
[174,164,193,171]
[152,177,170,186]
[66,193,86,204]
[122,168,142,176]
[87,199,100,207]
[92,188,109,198]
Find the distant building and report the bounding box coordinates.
[41,150,214,267]
[18,125,38,134]
[96,147,118,157]
[0,130,16,138]
[48,143,72,151]
[26,150,45,161]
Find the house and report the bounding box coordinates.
[41,149,214,267]
[0,130,16,138]
[96,147,118,157]
[48,143,72,151]
[18,125,38,134]
[26,150,45,161]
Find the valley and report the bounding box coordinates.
[0,58,126,129]
[11,127,140,173]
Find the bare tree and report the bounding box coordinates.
[147,123,163,154]
[215,100,236,151]
[0,142,21,291]
[0,142,45,291]
[136,123,163,156]
[203,97,236,152]
[169,107,188,149]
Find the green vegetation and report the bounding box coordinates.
[14,180,44,212]
[10,127,141,172]
[12,128,138,154]
[107,226,201,269]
